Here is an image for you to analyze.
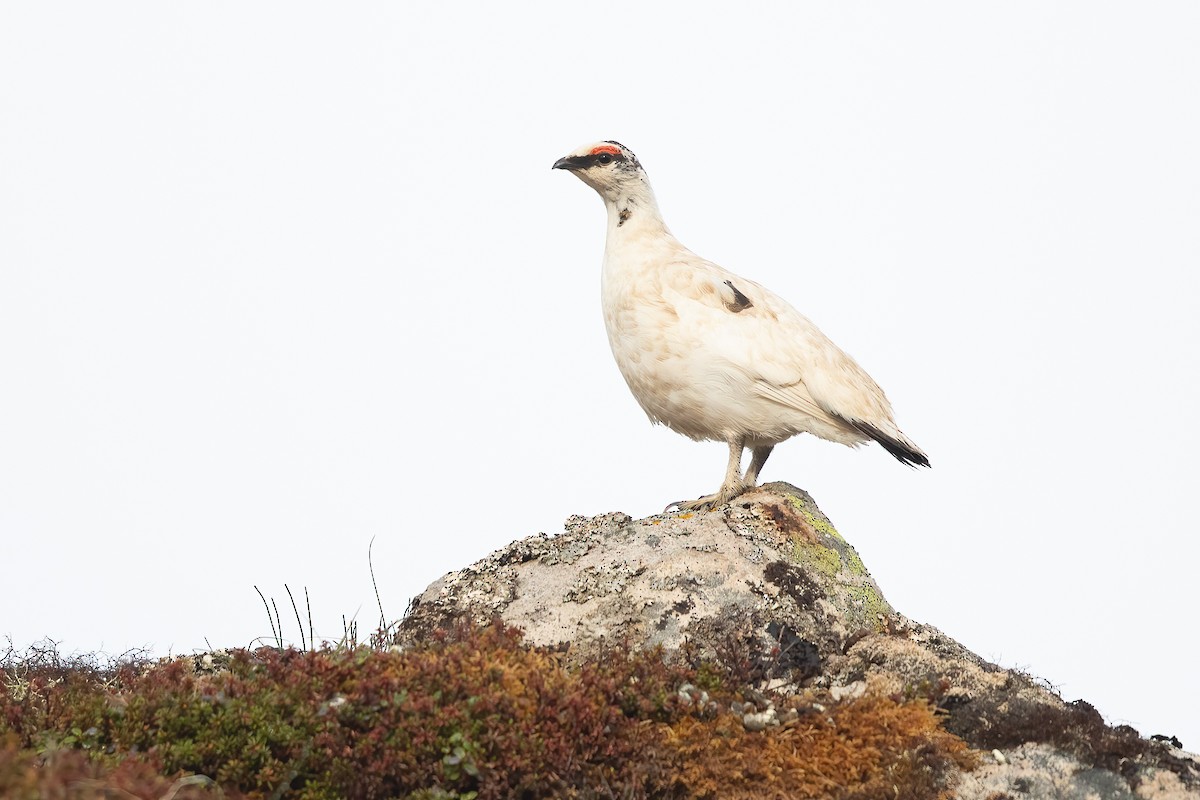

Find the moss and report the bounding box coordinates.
[0,733,234,800]
[1,624,978,800]
[668,695,976,799]
[3,624,690,799]
[944,693,1149,774]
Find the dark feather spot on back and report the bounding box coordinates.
[724,280,753,313]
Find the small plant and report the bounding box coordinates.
[253,539,398,652]
[2,624,977,799]
[254,584,314,650]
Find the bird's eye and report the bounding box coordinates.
[596,153,614,165]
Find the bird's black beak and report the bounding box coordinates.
[552,155,589,171]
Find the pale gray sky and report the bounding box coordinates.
[2,2,1197,750]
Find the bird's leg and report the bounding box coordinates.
[667,439,749,512]
[742,445,774,488]
[717,438,746,496]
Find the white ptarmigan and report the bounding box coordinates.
[553,141,929,510]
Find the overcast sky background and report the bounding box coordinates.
[2,2,1197,750]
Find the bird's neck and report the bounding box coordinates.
[600,187,687,286]
[602,185,670,241]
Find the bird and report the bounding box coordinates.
[553,141,929,511]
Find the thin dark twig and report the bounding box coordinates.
[369,535,386,631]
[255,586,279,647]
[306,587,313,650]
[285,584,305,650]
[270,599,283,648]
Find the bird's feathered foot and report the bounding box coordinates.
[664,440,769,513]
[665,481,751,513]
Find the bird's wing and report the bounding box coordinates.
[750,379,835,423]
[662,255,930,466]
[666,257,900,425]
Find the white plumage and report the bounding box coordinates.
[554,141,928,510]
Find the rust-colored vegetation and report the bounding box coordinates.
[1,624,974,799]
[668,697,974,800]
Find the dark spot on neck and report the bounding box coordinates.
[618,208,631,226]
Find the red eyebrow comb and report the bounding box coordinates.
[589,145,622,157]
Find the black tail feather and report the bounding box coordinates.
[849,420,931,468]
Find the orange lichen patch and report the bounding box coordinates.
[665,697,976,800]
[590,144,623,156]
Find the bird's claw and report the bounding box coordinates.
[663,498,712,513]
[665,484,751,514]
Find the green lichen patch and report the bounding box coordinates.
[792,536,843,581]
[781,489,844,542]
[747,486,894,632]
[844,582,892,625]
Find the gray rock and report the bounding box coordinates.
[399,482,1200,799]
[954,742,1199,799]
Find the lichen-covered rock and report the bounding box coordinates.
[955,742,1200,800]
[402,483,888,675]
[398,482,1200,799]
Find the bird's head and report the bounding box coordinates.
[552,141,650,202]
